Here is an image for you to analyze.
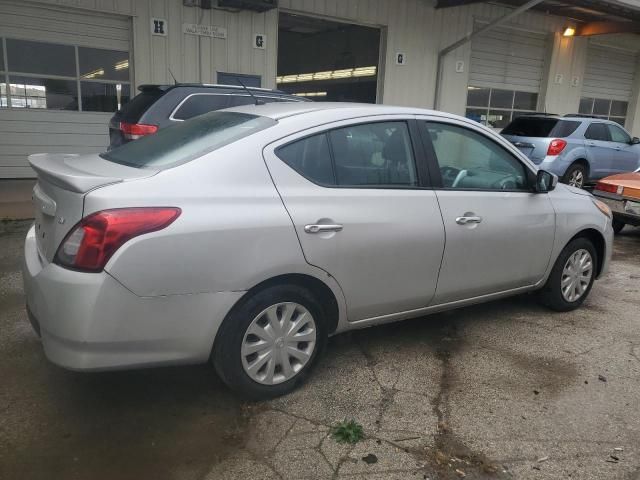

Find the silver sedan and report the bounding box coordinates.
[23,103,613,399]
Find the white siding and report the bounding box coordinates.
[0,0,130,177]
[583,43,638,101]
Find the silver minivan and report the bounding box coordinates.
[23,103,613,399]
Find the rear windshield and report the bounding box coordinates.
[101,111,276,168]
[502,118,580,138]
[117,90,164,122]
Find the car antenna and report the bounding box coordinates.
[168,68,178,85]
[236,77,264,105]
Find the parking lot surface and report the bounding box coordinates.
[1,220,639,480]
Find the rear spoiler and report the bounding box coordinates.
[29,153,123,193]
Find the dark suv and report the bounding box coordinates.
[108,83,308,149]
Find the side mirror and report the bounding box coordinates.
[535,170,558,193]
[631,137,640,145]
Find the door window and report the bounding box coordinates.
[276,133,334,185]
[276,121,419,188]
[425,122,529,191]
[584,123,611,141]
[328,122,417,187]
[607,124,631,144]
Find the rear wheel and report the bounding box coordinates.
[213,284,327,400]
[562,163,587,189]
[538,237,597,312]
[613,219,625,234]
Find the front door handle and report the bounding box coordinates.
[304,224,343,234]
[456,216,482,225]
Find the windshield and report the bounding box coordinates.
[101,111,276,168]
[502,118,580,138]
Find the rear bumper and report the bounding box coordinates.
[22,225,244,371]
[594,194,640,226]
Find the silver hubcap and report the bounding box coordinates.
[561,249,593,302]
[568,170,584,188]
[241,302,316,385]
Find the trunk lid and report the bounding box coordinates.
[29,153,157,262]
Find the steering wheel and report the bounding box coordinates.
[451,169,468,188]
[440,166,460,187]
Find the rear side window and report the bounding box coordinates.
[276,121,418,188]
[101,111,276,168]
[173,94,229,120]
[502,118,580,138]
[585,123,611,141]
[118,90,164,122]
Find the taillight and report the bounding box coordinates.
[120,122,158,140]
[547,139,567,156]
[594,182,623,195]
[54,207,181,272]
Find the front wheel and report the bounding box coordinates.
[538,238,597,312]
[562,164,587,189]
[213,284,327,400]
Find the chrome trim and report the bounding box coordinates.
[304,224,343,233]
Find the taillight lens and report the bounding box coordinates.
[547,139,567,156]
[54,207,181,272]
[120,122,158,140]
[594,182,623,195]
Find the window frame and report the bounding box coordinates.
[417,117,538,192]
[465,86,540,129]
[272,117,432,190]
[578,96,628,127]
[0,37,130,113]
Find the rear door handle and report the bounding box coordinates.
[587,142,596,147]
[456,216,482,225]
[304,224,343,234]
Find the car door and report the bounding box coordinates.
[263,117,445,322]
[418,118,556,305]
[584,122,614,179]
[607,123,639,174]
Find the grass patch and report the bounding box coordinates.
[331,419,364,444]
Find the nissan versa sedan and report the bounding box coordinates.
[23,103,613,399]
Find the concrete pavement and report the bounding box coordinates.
[1,220,639,480]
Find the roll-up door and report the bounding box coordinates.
[579,43,638,127]
[0,1,131,178]
[465,25,549,129]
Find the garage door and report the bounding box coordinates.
[0,1,131,178]
[465,26,548,129]
[579,43,638,126]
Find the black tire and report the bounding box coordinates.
[538,237,597,312]
[562,163,588,189]
[213,284,327,400]
[612,219,625,234]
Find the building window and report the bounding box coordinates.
[0,38,130,112]
[579,97,627,126]
[465,87,539,129]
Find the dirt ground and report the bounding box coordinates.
[1,219,639,480]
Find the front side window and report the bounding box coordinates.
[465,87,539,129]
[426,122,529,191]
[579,97,628,126]
[101,111,276,169]
[1,38,130,112]
[608,124,631,144]
[584,123,611,141]
[276,121,418,188]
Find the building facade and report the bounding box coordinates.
[1,0,640,178]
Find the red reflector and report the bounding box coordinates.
[594,182,619,194]
[120,122,158,139]
[547,139,567,156]
[54,207,181,272]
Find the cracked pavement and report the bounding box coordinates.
[1,220,640,480]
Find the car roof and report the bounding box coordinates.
[224,101,467,121]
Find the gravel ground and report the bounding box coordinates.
[1,219,639,480]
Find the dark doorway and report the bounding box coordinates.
[277,13,381,103]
